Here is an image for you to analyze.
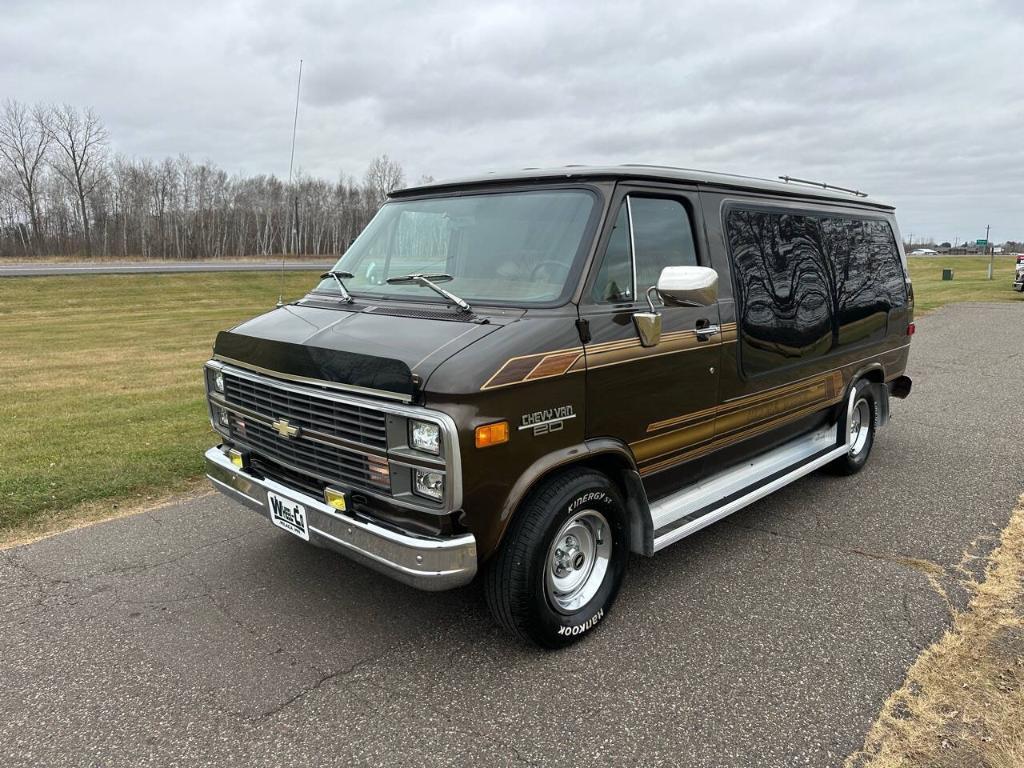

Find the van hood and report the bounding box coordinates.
[213,302,512,399]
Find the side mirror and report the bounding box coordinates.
[632,265,719,348]
[656,266,718,307]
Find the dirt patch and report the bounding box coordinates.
[847,495,1024,767]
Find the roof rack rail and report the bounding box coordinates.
[778,175,868,197]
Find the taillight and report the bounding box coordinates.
[907,323,916,336]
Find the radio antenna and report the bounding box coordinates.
[278,58,303,308]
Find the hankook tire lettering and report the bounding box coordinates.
[556,608,605,636]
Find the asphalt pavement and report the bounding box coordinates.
[0,261,331,276]
[2,301,1022,767]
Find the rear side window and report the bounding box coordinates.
[591,195,698,303]
[819,217,907,346]
[726,207,906,376]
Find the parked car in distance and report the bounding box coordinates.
[909,248,938,255]
[203,165,914,647]
[1014,260,1024,292]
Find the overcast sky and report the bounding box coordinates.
[2,0,1021,243]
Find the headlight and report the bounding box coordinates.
[214,370,225,393]
[409,420,440,454]
[413,469,444,501]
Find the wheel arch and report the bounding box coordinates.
[839,364,890,433]
[495,438,653,559]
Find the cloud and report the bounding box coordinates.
[0,0,1021,240]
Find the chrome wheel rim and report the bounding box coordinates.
[849,397,871,456]
[545,509,612,614]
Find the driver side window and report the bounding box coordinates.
[591,195,698,303]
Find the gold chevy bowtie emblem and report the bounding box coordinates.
[272,418,300,439]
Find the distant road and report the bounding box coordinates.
[0,261,332,277]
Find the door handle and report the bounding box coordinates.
[695,322,720,341]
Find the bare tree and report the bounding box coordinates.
[0,99,52,254]
[48,104,108,256]
[0,102,414,261]
[363,154,405,208]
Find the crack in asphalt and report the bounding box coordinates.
[0,548,77,588]
[723,520,958,613]
[256,649,395,720]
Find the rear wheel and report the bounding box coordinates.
[828,381,876,475]
[485,469,628,648]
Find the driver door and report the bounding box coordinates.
[581,186,723,499]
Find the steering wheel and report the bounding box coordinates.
[529,260,572,282]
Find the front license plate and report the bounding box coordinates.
[267,491,310,541]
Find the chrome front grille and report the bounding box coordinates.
[222,371,388,450]
[229,417,381,490]
[206,360,460,513]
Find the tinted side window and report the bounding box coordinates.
[819,216,907,347]
[819,216,881,345]
[727,209,833,375]
[728,208,909,376]
[866,220,907,309]
[631,197,698,292]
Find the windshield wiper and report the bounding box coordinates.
[320,271,354,303]
[385,273,471,312]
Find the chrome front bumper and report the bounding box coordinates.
[204,447,477,590]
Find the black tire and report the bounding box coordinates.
[827,380,877,476]
[485,469,628,649]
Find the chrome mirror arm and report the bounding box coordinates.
[645,285,661,314]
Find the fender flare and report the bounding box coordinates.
[839,369,890,435]
[497,438,653,556]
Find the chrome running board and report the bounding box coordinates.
[650,423,848,553]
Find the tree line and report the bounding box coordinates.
[0,98,414,260]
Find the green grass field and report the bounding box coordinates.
[907,255,1021,312]
[0,272,319,539]
[0,256,1021,541]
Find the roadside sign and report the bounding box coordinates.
[976,239,988,245]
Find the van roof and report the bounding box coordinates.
[391,164,895,211]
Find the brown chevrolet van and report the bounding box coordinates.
[203,166,914,647]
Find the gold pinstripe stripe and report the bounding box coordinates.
[479,322,738,390]
[638,394,844,476]
[633,369,844,475]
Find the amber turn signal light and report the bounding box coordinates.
[475,421,509,448]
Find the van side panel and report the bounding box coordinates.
[697,191,911,469]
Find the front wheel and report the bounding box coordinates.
[485,469,628,648]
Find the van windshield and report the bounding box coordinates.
[314,189,598,306]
